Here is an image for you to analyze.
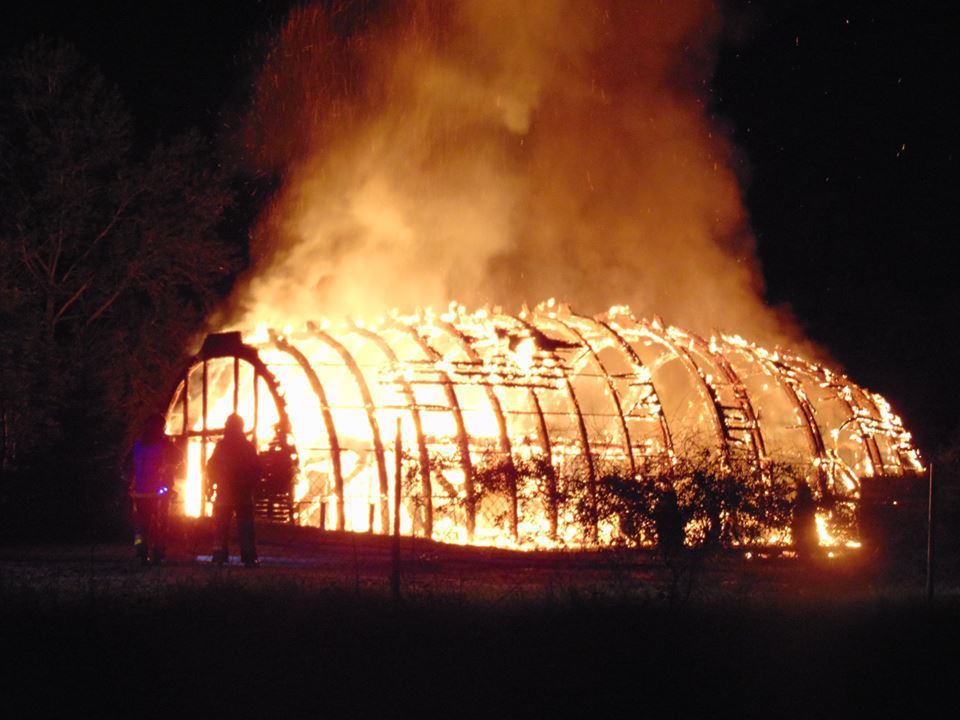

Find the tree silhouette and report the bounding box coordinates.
[0,39,238,535]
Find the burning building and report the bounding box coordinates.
[161,4,926,553]
[163,301,923,549]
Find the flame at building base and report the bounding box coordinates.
[164,301,923,550]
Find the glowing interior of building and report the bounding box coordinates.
[164,302,923,549]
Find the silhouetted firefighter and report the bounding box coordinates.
[208,414,262,567]
[130,413,177,566]
[791,479,820,560]
[654,481,684,561]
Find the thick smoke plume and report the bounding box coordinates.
[230,0,800,347]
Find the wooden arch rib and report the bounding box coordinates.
[547,314,637,477]
[308,325,390,533]
[783,357,885,479]
[725,340,829,494]
[434,319,520,542]
[486,311,558,540]
[592,314,674,460]
[349,324,434,538]
[682,329,767,465]
[633,320,729,457]
[386,319,477,542]
[166,338,292,518]
[515,311,598,541]
[844,380,901,476]
[269,331,346,531]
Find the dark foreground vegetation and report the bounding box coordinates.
[3,574,957,717]
[2,524,958,718]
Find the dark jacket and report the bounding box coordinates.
[207,434,261,505]
[132,437,177,494]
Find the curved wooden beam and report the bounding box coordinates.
[309,326,390,534]
[386,319,477,542]
[269,331,346,531]
[349,324,434,538]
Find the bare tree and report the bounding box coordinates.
[0,39,238,534]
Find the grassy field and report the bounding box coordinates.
[2,521,957,717]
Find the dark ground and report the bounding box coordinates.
[2,520,958,717]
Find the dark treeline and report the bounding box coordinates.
[0,39,244,539]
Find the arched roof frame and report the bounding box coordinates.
[590,314,674,461]
[433,319,520,542]
[514,310,598,540]
[268,331,346,531]
[348,323,434,538]
[165,334,292,516]
[307,324,391,533]
[537,314,637,477]
[385,319,478,542]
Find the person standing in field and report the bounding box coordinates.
[792,478,820,560]
[654,481,684,562]
[130,413,177,566]
[207,413,262,567]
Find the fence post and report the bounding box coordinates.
[926,463,935,602]
[391,418,402,603]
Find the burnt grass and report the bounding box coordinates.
[2,523,958,717]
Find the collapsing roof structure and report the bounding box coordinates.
[165,302,923,549]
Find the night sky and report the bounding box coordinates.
[4,1,957,453]
[713,1,957,453]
